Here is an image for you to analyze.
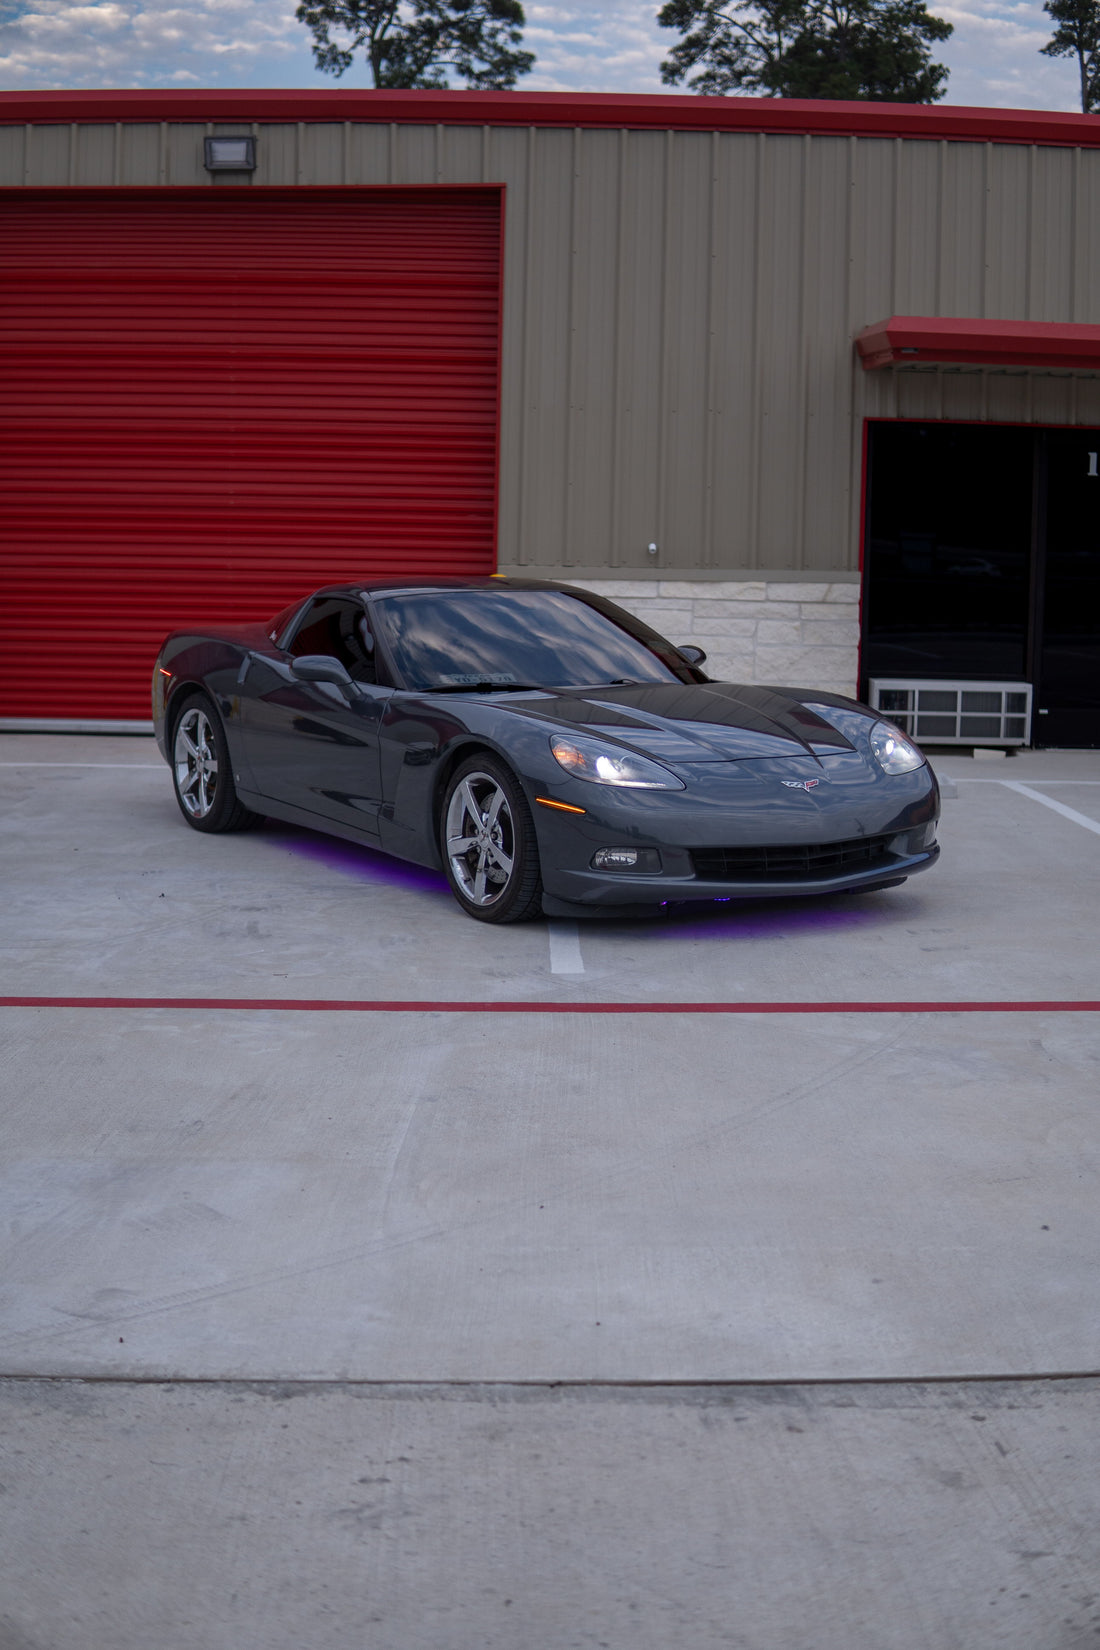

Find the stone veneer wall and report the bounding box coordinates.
[569,581,862,699]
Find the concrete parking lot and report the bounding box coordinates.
[2,734,1099,1649]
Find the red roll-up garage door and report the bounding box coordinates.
[0,186,503,721]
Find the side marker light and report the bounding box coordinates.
[536,796,587,815]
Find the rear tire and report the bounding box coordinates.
[440,755,543,924]
[170,691,262,834]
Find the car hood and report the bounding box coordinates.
[497,681,862,761]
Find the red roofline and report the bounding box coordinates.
[1,88,1100,149]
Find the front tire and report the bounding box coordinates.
[170,692,262,834]
[440,756,543,924]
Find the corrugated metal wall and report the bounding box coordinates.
[3,117,1100,579]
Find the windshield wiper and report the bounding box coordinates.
[419,681,543,694]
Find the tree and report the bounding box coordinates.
[297,0,535,89]
[1041,0,1100,112]
[658,0,953,101]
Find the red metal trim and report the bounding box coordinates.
[865,413,1100,431]
[4,89,1100,150]
[856,416,869,694]
[492,180,507,573]
[1,996,1098,1013]
[857,315,1100,371]
[0,182,503,199]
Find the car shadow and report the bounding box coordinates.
[257,821,453,903]
[254,821,922,939]
[582,886,923,943]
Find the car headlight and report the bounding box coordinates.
[549,733,685,789]
[870,720,925,775]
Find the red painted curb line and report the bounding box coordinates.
[1,998,1097,1015]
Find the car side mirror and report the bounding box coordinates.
[677,644,707,666]
[291,654,354,688]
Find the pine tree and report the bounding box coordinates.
[1041,0,1100,112]
[658,0,952,101]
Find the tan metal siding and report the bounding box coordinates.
[936,140,985,317]
[517,127,572,565]
[708,135,761,571]
[755,137,805,568]
[441,122,485,183]
[610,130,665,571]
[985,373,1033,424]
[254,120,297,185]
[564,128,620,567]
[803,139,854,573]
[1030,147,1075,320]
[5,115,1100,577]
[1073,148,1098,320]
[72,124,117,186]
[985,143,1030,319]
[0,126,20,184]
[114,123,156,184]
[894,138,939,313]
[480,126,527,567]
[849,138,894,326]
[663,134,713,571]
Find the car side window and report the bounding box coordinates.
[287,597,377,684]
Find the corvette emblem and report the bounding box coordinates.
[781,778,822,790]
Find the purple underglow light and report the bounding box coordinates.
[262,825,450,900]
[634,894,896,941]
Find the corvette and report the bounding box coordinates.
[152,577,940,923]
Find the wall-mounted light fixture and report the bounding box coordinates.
[204,136,256,172]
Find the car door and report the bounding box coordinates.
[239,595,388,838]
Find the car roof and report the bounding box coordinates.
[315,576,573,599]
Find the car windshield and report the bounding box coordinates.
[369,589,703,691]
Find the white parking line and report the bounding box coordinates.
[999,780,1100,837]
[548,921,585,975]
[953,779,1100,784]
[0,762,161,769]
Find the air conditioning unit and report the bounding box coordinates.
[867,680,1032,746]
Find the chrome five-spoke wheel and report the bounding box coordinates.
[441,757,543,923]
[168,691,260,834]
[174,705,220,820]
[445,771,515,907]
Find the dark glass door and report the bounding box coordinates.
[1036,431,1100,747]
[863,420,1100,748]
[863,422,1034,683]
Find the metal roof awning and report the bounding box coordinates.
[855,316,1100,372]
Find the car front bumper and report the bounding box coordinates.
[540,840,939,915]
[528,756,941,915]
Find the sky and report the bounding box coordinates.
[0,0,1083,114]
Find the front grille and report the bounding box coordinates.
[691,834,894,882]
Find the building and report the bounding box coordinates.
[2,88,1098,744]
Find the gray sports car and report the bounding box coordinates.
[152,577,939,923]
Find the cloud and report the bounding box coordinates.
[524,1,668,90]
[932,0,1078,107]
[0,0,306,87]
[0,0,1084,108]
